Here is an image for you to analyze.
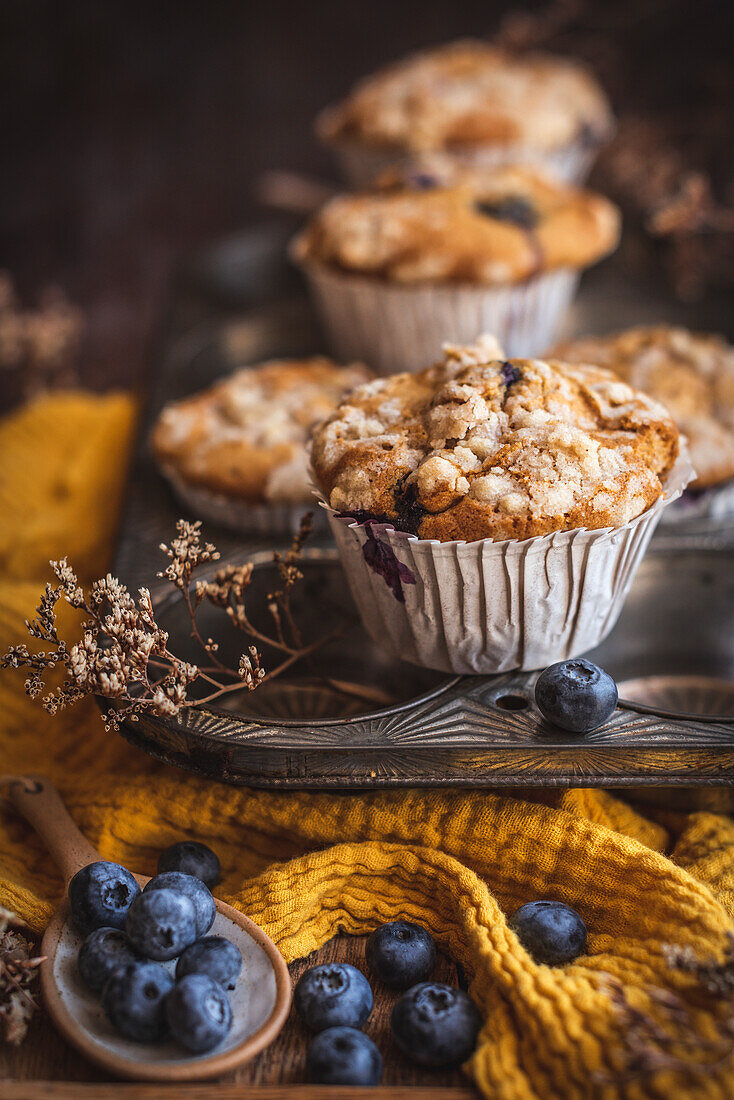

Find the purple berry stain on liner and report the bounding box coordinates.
[362,527,417,603]
[336,513,417,602]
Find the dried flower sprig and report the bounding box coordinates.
[2,515,349,729]
[597,935,734,1084]
[664,932,734,1001]
[0,272,82,399]
[0,908,44,1045]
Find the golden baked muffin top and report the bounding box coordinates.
[317,40,613,154]
[312,336,679,543]
[152,357,371,504]
[552,326,734,490]
[293,166,620,285]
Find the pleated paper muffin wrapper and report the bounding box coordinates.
[328,136,603,188]
[320,448,694,674]
[162,467,326,538]
[297,258,579,374]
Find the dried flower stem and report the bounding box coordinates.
[0,908,44,1045]
[598,934,734,1085]
[2,514,351,729]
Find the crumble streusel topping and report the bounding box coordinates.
[311,336,679,542]
[552,326,734,490]
[152,357,370,504]
[293,166,620,285]
[317,40,613,154]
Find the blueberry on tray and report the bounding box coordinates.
[535,659,618,733]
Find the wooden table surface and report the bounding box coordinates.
[0,933,478,1097]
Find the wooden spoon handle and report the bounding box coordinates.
[2,775,101,885]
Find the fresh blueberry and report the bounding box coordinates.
[144,872,215,938]
[166,973,233,1052]
[295,963,373,1032]
[391,982,481,1067]
[68,862,141,935]
[125,887,197,961]
[366,921,436,989]
[535,659,618,733]
[176,936,242,989]
[509,900,587,965]
[102,961,174,1042]
[306,1026,382,1086]
[158,841,220,888]
[77,927,144,993]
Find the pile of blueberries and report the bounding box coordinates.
[69,834,589,1080]
[69,840,241,1053]
[295,898,587,1086]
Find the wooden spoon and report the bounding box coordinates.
[3,775,291,1082]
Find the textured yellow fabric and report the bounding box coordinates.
[1,392,734,1098]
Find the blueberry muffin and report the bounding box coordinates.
[312,338,679,543]
[152,357,370,525]
[292,167,620,371]
[295,165,619,285]
[317,39,614,185]
[551,326,734,492]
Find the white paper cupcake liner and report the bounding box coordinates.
[298,259,579,374]
[329,136,601,188]
[161,468,325,537]
[659,476,734,526]
[320,449,694,674]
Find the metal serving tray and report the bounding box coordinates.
[113,222,734,792]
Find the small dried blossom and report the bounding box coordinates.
[0,272,83,400]
[0,908,44,1045]
[158,521,220,593]
[238,647,265,691]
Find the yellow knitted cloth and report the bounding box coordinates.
[1,392,734,1099]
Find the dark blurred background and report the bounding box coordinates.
[1,0,732,396]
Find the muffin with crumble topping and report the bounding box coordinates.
[312,337,691,673]
[291,165,620,373]
[152,356,370,534]
[316,39,614,186]
[551,325,734,522]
